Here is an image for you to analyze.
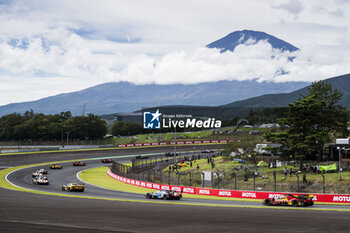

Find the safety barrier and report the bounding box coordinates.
[116,140,232,148]
[107,170,350,204]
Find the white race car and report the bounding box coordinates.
[33,175,49,185]
[32,169,48,177]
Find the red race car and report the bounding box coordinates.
[263,194,314,207]
[101,159,113,163]
[73,161,86,166]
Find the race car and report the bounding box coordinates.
[263,194,314,207]
[165,152,179,157]
[61,183,85,192]
[201,149,213,153]
[50,164,63,169]
[101,159,113,163]
[135,155,149,159]
[33,175,49,185]
[32,169,48,177]
[145,190,182,200]
[73,161,86,166]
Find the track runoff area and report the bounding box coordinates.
[1,144,350,233]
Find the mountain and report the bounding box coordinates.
[222,73,350,108]
[132,73,350,121]
[0,80,308,116]
[0,29,309,116]
[207,29,299,53]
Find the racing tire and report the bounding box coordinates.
[264,199,271,206]
[146,193,152,199]
[61,186,66,191]
[309,201,314,206]
[292,200,299,207]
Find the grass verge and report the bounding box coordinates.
[78,167,258,202]
[1,160,349,209]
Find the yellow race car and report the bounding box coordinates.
[50,164,63,169]
[62,183,85,192]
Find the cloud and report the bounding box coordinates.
[272,0,304,15]
[0,0,350,105]
[1,29,350,106]
[311,1,344,18]
[115,41,350,85]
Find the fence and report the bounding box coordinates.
[111,155,349,194]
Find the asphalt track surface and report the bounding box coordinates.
[1,145,350,232]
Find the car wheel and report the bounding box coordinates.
[309,201,314,206]
[264,199,271,205]
[292,200,299,207]
[62,187,65,191]
[146,194,152,199]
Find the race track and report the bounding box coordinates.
[1,145,350,232]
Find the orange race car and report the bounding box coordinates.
[73,161,86,166]
[263,194,314,207]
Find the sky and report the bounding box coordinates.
[0,0,350,105]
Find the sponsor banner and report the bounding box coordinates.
[197,188,215,196]
[218,190,233,197]
[182,187,195,194]
[241,192,258,198]
[116,140,233,148]
[107,170,350,203]
[161,185,170,190]
[171,186,182,192]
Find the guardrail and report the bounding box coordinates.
[0,140,230,154]
[116,140,232,148]
[107,170,350,204]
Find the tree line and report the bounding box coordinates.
[264,81,349,162]
[0,110,107,141]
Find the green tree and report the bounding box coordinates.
[110,121,143,136]
[265,81,349,165]
[0,113,25,140]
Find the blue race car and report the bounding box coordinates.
[145,190,182,200]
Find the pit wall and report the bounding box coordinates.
[107,170,350,204]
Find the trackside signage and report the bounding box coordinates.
[107,170,350,204]
[117,140,232,148]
